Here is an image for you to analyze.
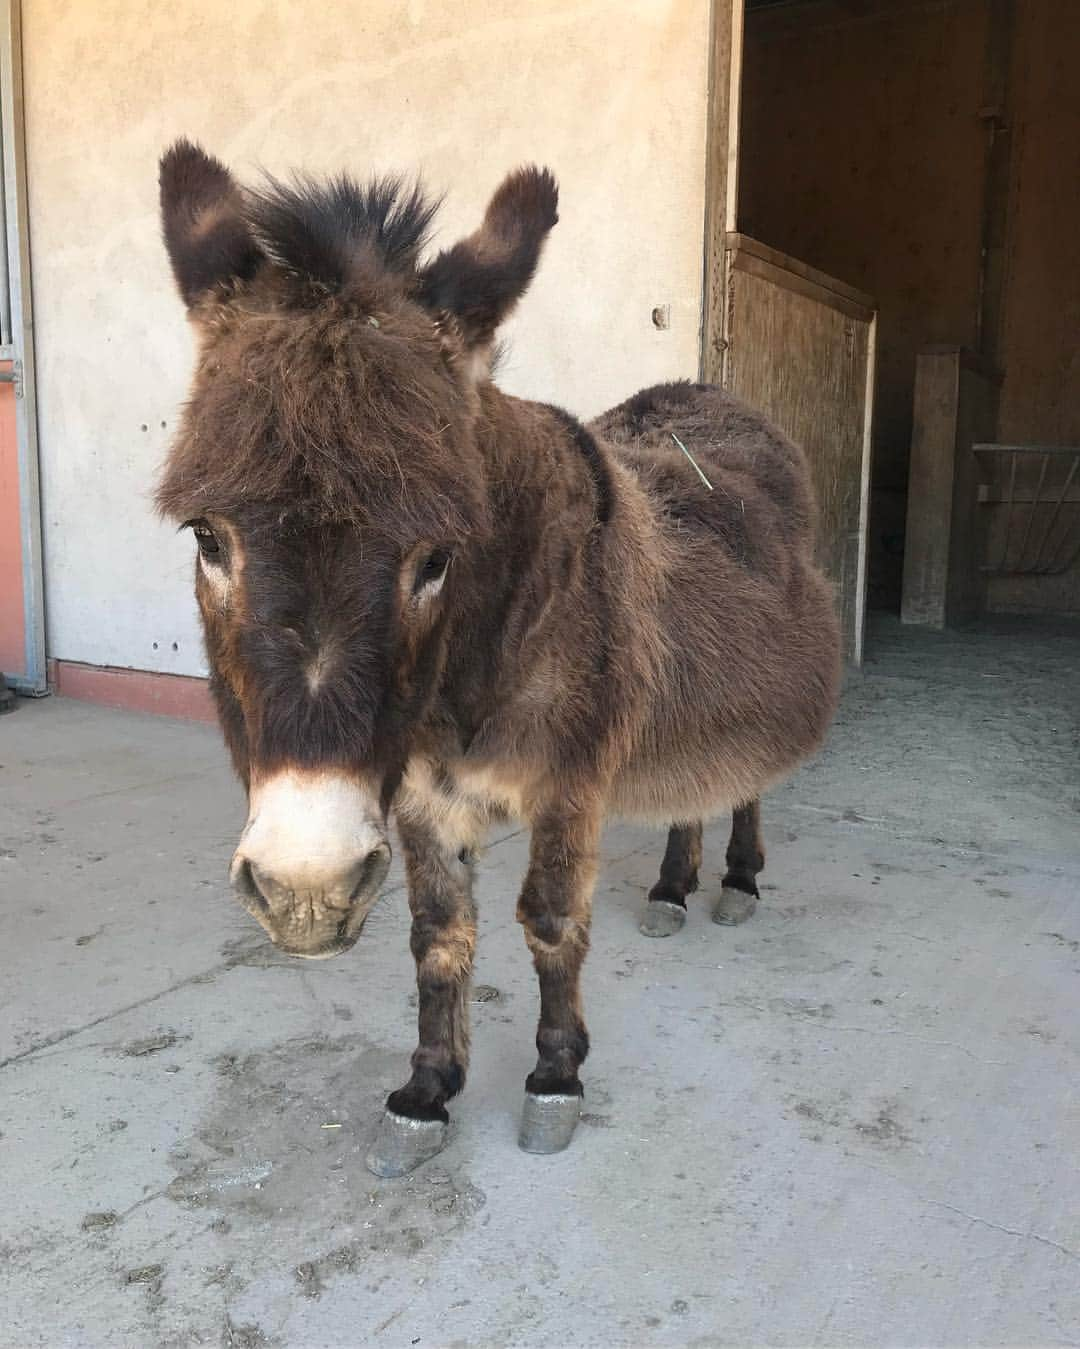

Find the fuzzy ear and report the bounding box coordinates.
[159,139,262,308]
[417,166,558,352]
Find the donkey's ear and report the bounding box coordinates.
[159,139,262,308]
[417,166,558,353]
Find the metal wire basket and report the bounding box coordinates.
[973,443,1080,576]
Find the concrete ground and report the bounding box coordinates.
[1,615,1078,1349]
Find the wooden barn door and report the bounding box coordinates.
[722,235,876,665]
[702,1,876,666]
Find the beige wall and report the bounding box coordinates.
[24,0,710,675]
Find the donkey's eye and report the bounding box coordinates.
[186,519,221,561]
[414,548,451,594]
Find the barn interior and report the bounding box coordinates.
[737,0,1080,631]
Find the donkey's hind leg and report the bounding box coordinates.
[639,822,703,937]
[713,798,764,926]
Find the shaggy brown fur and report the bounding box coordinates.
[157,141,840,1130]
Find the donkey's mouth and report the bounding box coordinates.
[274,896,375,958]
[247,902,369,961]
[276,930,363,960]
[230,844,391,959]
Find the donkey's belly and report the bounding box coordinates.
[609,661,836,824]
[608,746,792,825]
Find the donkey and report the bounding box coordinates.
[157,141,841,1176]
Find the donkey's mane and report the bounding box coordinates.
[245,174,439,293]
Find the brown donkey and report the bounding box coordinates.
[157,142,841,1176]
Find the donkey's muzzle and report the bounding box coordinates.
[230,843,391,958]
[228,768,392,958]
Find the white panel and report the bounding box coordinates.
[21,0,710,675]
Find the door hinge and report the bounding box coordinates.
[0,359,23,397]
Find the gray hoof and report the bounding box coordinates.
[518,1091,582,1155]
[712,885,758,926]
[639,899,687,938]
[365,1109,448,1178]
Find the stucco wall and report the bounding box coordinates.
[23,0,709,676]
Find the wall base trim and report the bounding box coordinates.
[49,659,216,723]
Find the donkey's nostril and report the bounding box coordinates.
[231,858,270,915]
[230,843,390,921]
[348,842,392,906]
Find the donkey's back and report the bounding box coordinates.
[591,379,816,561]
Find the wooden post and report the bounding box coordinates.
[901,347,1000,628]
[700,0,742,384]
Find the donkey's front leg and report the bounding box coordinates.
[366,815,476,1178]
[516,803,600,1155]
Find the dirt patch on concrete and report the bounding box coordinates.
[791,1094,914,1150]
[111,1030,191,1058]
[155,1030,487,1334]
[80,1210,119,1232]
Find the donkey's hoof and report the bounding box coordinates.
[365,1110,447,1178]
[518,1091,582,1154]
[639,899,687,938]
[712,885,758,926]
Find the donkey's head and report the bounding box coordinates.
[157,141,557,957]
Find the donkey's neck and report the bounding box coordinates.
[479,385,612,535]
[436,382,656,765]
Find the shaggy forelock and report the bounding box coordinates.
[245,173,440,294]
[156,292,488,543]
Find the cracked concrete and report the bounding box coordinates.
[1,615,1078,1346]
[919,1199,1079,1264]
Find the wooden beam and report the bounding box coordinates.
[728,243,876,324]
[727,232,876,313]
[902,348,998,627]
[700,0,742,383]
